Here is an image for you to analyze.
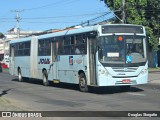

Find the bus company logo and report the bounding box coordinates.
[38,58,50,64]
[117,73,126,75]
[75,59,82,64]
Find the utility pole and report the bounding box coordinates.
[122,0,126,23]
[11,10,24,39]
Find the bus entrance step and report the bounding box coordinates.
[53,80,60,84]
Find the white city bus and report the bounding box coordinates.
[9,24,148,92]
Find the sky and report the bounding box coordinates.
[0,0,114,34]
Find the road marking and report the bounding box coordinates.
[126,92,146,96]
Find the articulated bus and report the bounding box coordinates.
[9,24,148,92]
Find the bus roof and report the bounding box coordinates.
[10,24,99,44]
[38,24,99,39]
[10,24,144,44]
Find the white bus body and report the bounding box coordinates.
[9,24,148,92]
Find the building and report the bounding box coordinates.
[1,28,42,68]
[0,40,4,61]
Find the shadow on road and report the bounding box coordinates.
[12,78,43,85]
[88,86,144,94]
[11,78,144,94]
[0,88,13,97]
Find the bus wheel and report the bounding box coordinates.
[18,69,23,82]
[43,70,49,86]
[119,86,130,92]
[79,73,88,92]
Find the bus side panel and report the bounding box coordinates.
[73,55,87,84]
[14,56,30,77]
[58,55,76,84]
[30,37,38,78]
[57,55,87,84]
[37,56,51,80]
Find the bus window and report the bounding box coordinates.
[70,36,74,44]
[57,39,63,54]
[38,39,51,56]
[38,40,44,56]
[45,40,51,55]
[74,34,87,54]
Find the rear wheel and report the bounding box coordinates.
[18,69,23,82]
[43,70,49,86]
[79,73,88,92]
[119,86,130,92]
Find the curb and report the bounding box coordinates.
[146,83,160,90]
[149,71,160,73]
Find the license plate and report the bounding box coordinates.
[122,79,131,83]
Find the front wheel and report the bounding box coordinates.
[43,70,49,86]
[79,73,88,92]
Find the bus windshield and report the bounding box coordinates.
[98,35,146,64]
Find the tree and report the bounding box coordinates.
[104,0,160,51]
[0,32,4,38]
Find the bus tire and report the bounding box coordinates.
[119,85,130,92]
[79,73,88,92]
[43,70,49,86]
[18,69,23,82]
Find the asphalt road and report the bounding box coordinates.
[0,72,160,119]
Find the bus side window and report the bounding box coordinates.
[45,39,51,55]
[82,34,87,54]
[75,46,81,54]
[38,40,44,56]
[70,36,74,44]
[74,34,87,54]
[24,41,31,56]
[57,39,63,55]
[64,46,69,54]
[18,43,24,56]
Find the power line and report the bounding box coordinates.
[0,12,106,20]
[23,0,78,11]
[23,13,106,19]
[0,21,79,23]
[75,11,114,26]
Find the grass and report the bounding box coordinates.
[148,67,160,71]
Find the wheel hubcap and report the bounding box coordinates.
[19,73,21,80]
[80,78,85,87]
[43,75,47,82]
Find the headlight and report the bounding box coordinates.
[100,69,105,74]
[99,69,109,76]
[140,68,147,75]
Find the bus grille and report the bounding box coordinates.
[112,67,138,72]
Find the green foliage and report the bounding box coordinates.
[105,0,160,51]
[0,32,5,38]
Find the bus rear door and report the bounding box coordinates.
[51,41,59,81]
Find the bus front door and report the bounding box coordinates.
[87,36,97,86]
